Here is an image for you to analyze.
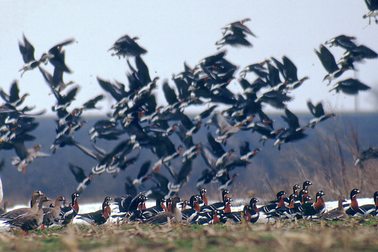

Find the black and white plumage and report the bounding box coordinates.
[216,18,255,50]
[215,31,252,50]
[69,163,93,194]
[109,35,147,58]
[76,196,112,225]
[18,34,44,76]
[274,109,307,150]
[325,35,357,50]
[144,196,182,225]
[355,147,378,166]
[306,100,335,128]
[59,192,80,226]
[329,78,371,95]
[341,45,378,63]
[314,44,350,85]
[0,81,29,107]
[271,56,298,83]
[39,65,75,92]
[363,0,378,24]
[221,18,256,37]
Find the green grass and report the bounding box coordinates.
[1,217,378,251]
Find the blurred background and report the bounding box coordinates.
[0,0,377,206]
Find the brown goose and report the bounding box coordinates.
[42,196,66,228]
[0,191,44,220]
[321,196,348,221]
[6,195,51,235]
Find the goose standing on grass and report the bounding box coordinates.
[42,196,66,229]
[244,198,260,223]
[60,192,80,225]
[346,188,365,216]
[76,196,112,225]
[321,196,348,221]
[6,195,51,235]
[359,191,378,216]
[0,191,44,220]
[144,197,182,224]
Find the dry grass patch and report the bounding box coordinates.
[0,217,378,251]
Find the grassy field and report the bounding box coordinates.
[1,217,378,252]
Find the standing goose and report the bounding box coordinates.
[76,196,112,225]
[42,196,66,229]
[199,188,208,206]
[321,196,348,221]
[359,191,378,216]
[60,192,80,225]
[142,197,167,219]
[345,188,365,216]
[6,195,51,235]
[302,191,326,218]
[244,198,260,223]
[144,197,182,225]
[0,191,44,220]
[181,195,202,222]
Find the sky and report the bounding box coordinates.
[1,0,378,116]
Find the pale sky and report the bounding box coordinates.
[1,0,378,116]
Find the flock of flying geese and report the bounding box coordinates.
[1,182,378,234]
[0,9,377,233]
